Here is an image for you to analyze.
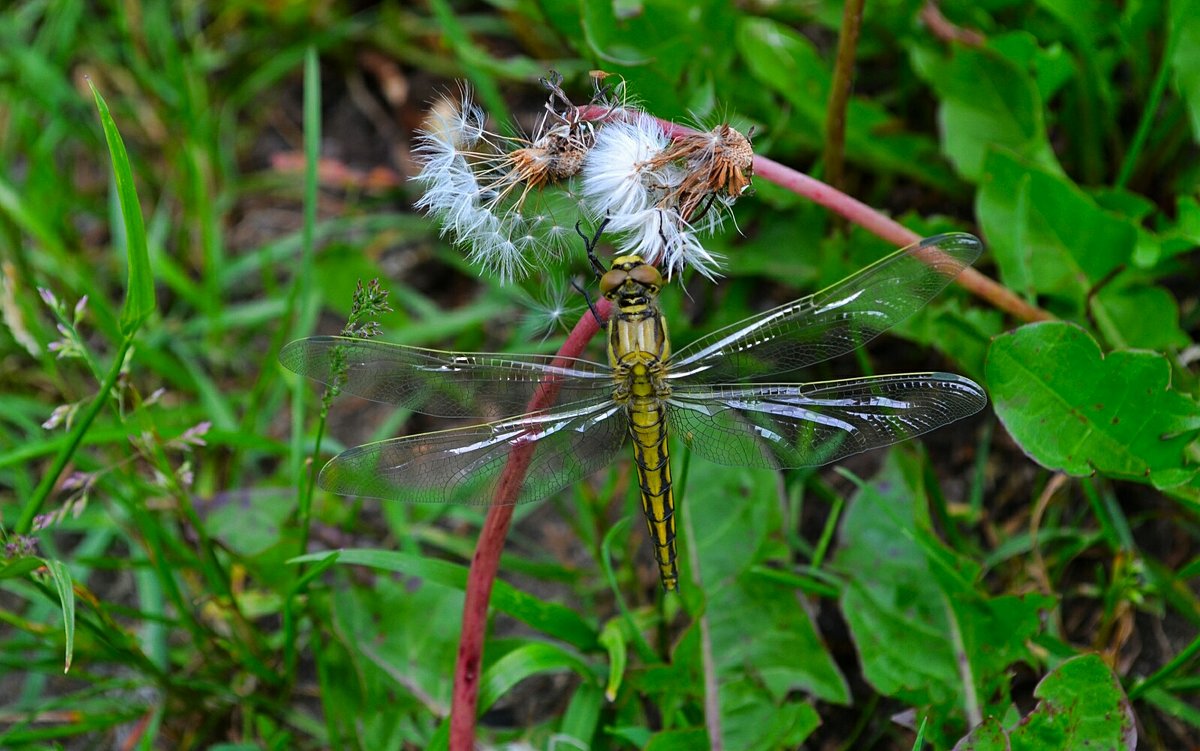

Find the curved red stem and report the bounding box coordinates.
[449,296,612,749]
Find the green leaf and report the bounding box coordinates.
[957,654,1137,750]
[911,44,1060,181]
[680,458,844,746]
[88,81,154,334]
[1171,0,1200,141]
[986,322,1200,486]
[708,572,850,705]
[293,549,599,650]
[42,558,75,672]
[477,641,595,713]
[0,557,42,580]
[1034,0,1118,46]
[326,575,458,734]
[977,150,1136,310]
[558,681,604,749]
[836,452,1052,741]
[1012,654,1137,749]
[953,716,1009,750]
[644,728,710,751]
[688,460,780,586]
[715,676,822,750]
[898,297,1005,381]
[1090,283,1191,351]
[598,617,627,701]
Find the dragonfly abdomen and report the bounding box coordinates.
[628,385,678,591]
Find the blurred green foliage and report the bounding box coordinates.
[1,0,1197,749]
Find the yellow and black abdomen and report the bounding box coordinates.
[627,365,678,591]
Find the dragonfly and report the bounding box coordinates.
[280,233,988,591]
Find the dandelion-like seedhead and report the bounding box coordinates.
[413,78,599,283]
[411,73,753,283]
[512,275,586,342]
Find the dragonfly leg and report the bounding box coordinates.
[575,218,611,277]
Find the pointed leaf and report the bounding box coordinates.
[42,558,75,672]
[88,82,154,334]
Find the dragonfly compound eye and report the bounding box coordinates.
[628,263,662,290]
[600,269,628,297]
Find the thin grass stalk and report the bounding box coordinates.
[679,449,723,750]
[17,336,132,533]
[823,0,866,199]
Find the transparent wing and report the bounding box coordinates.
[668,233,982,383]
[668,373,987,469]
[318,397,629,505]
[280,336,611,419]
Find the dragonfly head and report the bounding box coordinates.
[600,256,662,310]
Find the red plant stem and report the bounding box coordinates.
[752,155,1052,323]
[920,1,986,47]
[449,296,612,750]
[653,115,1051,323]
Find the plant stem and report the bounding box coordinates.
[17,336,133,533]
[1115,29,1175,189]
[822,0,866,199]
[640,114,1051,321]
[680,450,723,750]
[750,154,1052,323]
[449,296,612,750]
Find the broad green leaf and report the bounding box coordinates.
[1171,0,1200,141]
[707,572,850,705]
[838,453,959,706]
[644,728,710,750]
[327,576,458,742]
[89,82,154,334]
[897,297,1005,381]
[952,717,1008,750]
[988,31,1075,102]
[1011,655,1136,749]
[837,452,1051,743]
[911,44,1060,181]
[683,458,846,746]
[477,641,595,713]
[294,549,598,650]
[956,654,1137,750]
[718,677,821,751]
[986,322,1200,486]
[688,461,781,586]
[573,0,739,117]
[1090,283,1190,351]
[207,488,297,557]
[977,150,1136,311]
[42,558,75,672]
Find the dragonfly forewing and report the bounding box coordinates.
[280,336,612,420]
[318,396,628,505]
[667,373,988,469]
[668,233,983,383]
